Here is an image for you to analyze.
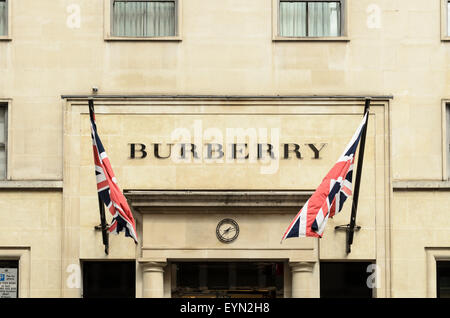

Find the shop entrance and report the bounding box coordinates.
[172,262,284,298]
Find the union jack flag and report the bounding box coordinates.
[89,101,138,244]
[281,112,368,240]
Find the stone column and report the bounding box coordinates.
[290,262,316,298]
[142,262,167,298]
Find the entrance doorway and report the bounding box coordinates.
[172,262,284,298]
[320,262,374,298]
[82,261,136,298]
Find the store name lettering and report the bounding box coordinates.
[128,143,327,160]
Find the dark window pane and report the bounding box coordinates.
[437,261,450,298]
[82,261,135,298]
[320,262,373,298]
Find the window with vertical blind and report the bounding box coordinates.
[0,0,7,36]
[278,0,345,38]
[111,0,177,37]
[447,103,450,180]
[441,0,450,40]
[0,105,6,180]
[447,0,450,36]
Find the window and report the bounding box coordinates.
[0,260,19,298]
[0,0,7,36]
[437,261,450,298]
[448,1,450,36]
[277,0,345,38]
[82,261,136,298]
[447,104,450,179]
[320,262,374,298]
[0,105,6,180]
[111,0,177,37]
[441,0,450,40]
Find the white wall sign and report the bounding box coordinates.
[0,268,18,298]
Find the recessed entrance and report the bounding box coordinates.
[320,262,374,298]
[172,262,284,298]
[82,261,136,298]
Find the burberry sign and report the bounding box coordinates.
[129,143,327,161]
[126,120,328,174]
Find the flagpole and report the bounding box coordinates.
[89,99,109,255]
[346,98,371,254]
[98,194,109,255]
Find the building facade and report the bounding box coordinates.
[0,0,450,298]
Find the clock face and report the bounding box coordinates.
[216,218,239,243]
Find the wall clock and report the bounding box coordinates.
[216,218,239,243]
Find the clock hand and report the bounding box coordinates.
[222,227,235,235]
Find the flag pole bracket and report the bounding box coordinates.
[94,224,110,231]
[334,224,361,254]
[334,224,361,231]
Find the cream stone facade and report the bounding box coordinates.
[0,0,450,298]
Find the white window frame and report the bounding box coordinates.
[442,100,450,180]
[0,0,11,41]
[441,0,450,41]
[0,100,9,180]
[104,0,182,41]
[272,0,349,41]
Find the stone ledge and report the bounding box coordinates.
[0,180,63,190]
[125,190,313,213]
[393,180,450,191]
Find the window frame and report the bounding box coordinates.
[441,0,450,41]
[104,0,182,41]
[0,100,8,180]
[272,0,349,41]
[0,0,11,41]
[441,100,450,181]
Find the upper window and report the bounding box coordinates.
[111,0,178,38]
[0,0,7,37]
[448,1,450,36]
[275,0,347,40]
[0,104,6,180]
[446,103,450,180]
[441,0,450,40]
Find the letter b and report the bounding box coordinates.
[129,143,147,159]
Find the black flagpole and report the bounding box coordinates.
[98,194,109,255]
[346,98,371,254]
[89,99,109,255]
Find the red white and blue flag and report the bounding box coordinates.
[89,103,138,244]
[281,112,369,241]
